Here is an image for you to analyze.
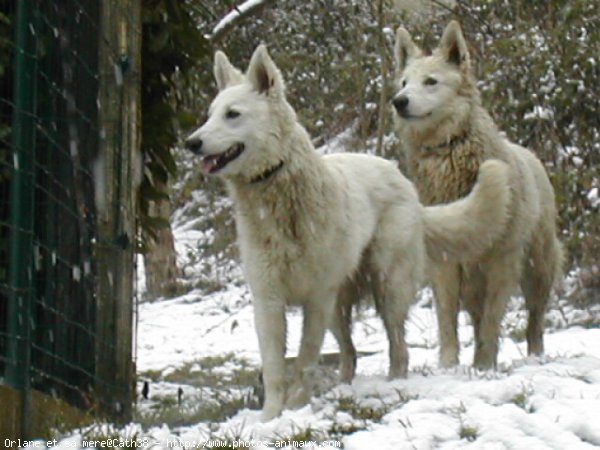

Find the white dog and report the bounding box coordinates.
[392,21,564,369]
[186,45,511,420]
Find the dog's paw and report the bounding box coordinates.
[338,355,357,384]
[260,403,283,422]
[473,355,497,371]
[284,380,311,409]
[388,359,409,379]
[439,353,459,369]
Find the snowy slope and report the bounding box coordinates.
[54,281,600,449]
[134,284,600,449]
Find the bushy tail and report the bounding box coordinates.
[423,159,511,262]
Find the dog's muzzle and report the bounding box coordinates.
[392,95,432,120]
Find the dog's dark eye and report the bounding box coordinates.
[226,110,240,119]
[424,77,438,86]
[401,79,407,88]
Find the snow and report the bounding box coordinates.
[136,286,255,373]
[587,187,599,208]
[523,105,554,121]
[316,128,354,155]
[55,259,600,449]
[132,300,600,450]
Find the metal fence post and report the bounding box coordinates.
[7,0,37,439]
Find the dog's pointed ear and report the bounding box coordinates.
[395,27,421,74]
[214,50,243,91]
[438,21,470,67]
[246,44,284,96]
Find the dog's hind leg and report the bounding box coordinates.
[521,233,563,356]
[285,291,337,409]
[254,294,287,421]
[432,263,461,368]
[378,267,414,378]
[372,207,423,378]
[330,286,357,383]
[374,247,420,378]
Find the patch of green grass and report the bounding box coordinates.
[335,395,387,422]
[444,402,479,442]
[79,424,143,449]
[511,391,528,410]
[459,422,479,442]
[328,419,366,437]
[277,426,317,443]
[511,384,534,412]
[175,421,248,449]
[134,354,263,428]
[139,368,163,383]
[163,353,260,388]
[150,393,179,408]
[333,389,416,423]
[135,388,260,428]
[265,388,417,444]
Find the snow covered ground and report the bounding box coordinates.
[132,285,600,450]
[53,281,600,449]
[135,278,600,447]
[49,204,600,449]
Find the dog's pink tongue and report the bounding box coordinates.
[201,156,218,174]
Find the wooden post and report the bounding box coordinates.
[95,0,141,422]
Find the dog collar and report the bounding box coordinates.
[250,160,285,184]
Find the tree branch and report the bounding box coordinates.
[210,0,276,44]
[375,0,390,156]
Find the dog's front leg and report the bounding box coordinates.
[285,294,335,409]
[254,295,286,421]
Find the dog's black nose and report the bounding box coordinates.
[393,95,409,113]
[185,137,203,155]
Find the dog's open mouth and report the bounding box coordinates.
[201,143,245,174]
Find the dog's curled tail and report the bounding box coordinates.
[423,159,511,262]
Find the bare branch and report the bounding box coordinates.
[210,0,276,44]
[375,0,391,156]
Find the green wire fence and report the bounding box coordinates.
[0,0,140,439]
